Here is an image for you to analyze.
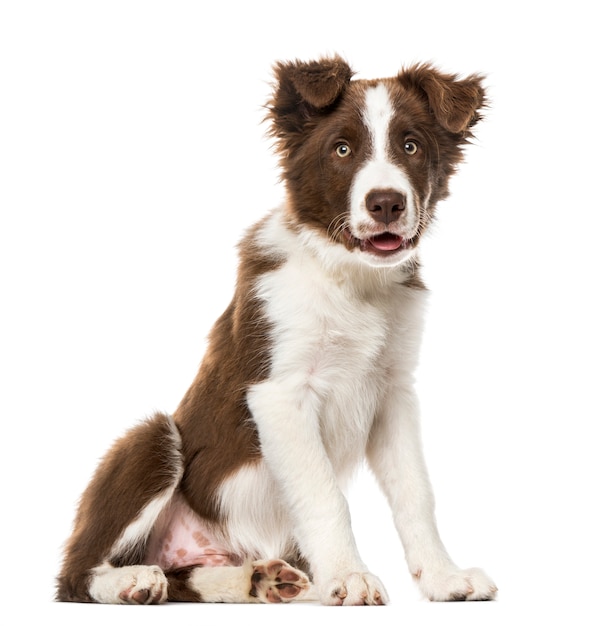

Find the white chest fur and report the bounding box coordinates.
[251,215,426,481]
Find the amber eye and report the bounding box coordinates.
[335,143,352,158]
[404,140,418,155]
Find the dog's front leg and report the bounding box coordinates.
[248,379,388,605]
[367,386,497,601]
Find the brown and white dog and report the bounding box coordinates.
[57,56,497,605]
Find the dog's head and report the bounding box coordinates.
[267,56,486,268]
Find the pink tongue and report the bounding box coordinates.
[369,233,404,251]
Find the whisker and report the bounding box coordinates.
[327,212,351,244]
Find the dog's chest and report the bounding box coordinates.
[255,253,412,472]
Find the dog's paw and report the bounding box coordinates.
[320,572,388,606]
[250,559,311,603]
[415,566,497,602]
[89,564,168,604]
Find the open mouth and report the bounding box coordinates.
[343,229,416,256]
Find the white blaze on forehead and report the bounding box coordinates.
[350,84,417,238]
[363,83,395,160]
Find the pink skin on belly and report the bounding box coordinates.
[144,497,241,570]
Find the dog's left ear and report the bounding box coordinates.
[398,64,486,134]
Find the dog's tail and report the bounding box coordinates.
[56,412,183,602]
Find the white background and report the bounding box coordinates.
[1,1,609,624]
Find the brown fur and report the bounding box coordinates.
[173,220,284,523]
[165,566,205,602]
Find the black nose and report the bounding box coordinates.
[365,191,406,225]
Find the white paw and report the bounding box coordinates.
[320,572,388,606]
[89,563,168,604]
[416,566,497,601]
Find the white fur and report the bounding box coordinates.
[217,461,295,560]
[89,563,167,604]
[186,563,256,603]
[349,84,419,267]
[107,485,179,562]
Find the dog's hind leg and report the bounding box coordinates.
[165,559,311,603]
[56,413,183,603]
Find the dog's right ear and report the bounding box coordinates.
[267,56,353,150]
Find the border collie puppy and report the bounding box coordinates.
[57,56,497,605]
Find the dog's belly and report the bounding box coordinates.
[145,495,242,570]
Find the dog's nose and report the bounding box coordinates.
[366,191,406,225]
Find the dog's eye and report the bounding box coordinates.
[404,140,418,155]
[335,143,352,158]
